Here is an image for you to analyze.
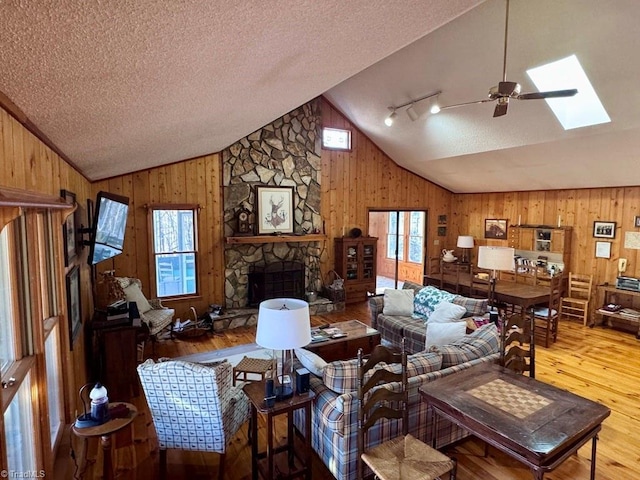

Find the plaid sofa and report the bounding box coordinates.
[370,281,489,353]
[294,324,499,480]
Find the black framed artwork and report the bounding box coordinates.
[485,219,508,239]
[61,189,77,266]
[66,265,81,349]
[593,221,616,239]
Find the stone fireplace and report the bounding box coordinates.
[222,99,324,308]
[248,261,305,305]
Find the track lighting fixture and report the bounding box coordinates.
[384,90,441,126]
[384,109,397,127]
[406,104,419,121]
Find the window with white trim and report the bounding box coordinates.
[150,206,198,298]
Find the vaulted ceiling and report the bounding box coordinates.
[2,0,639,193]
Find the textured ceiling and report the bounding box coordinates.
[2,0,639,193]
[0,0,482,181]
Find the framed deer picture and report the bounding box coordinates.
[256,186,294,234]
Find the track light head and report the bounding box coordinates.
[406,104,419,121]
[430,104,441,114]
[384,110,397,127]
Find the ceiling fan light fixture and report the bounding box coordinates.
[384,110,397,127]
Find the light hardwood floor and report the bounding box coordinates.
[55,302,640,479]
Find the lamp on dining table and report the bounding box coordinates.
[255,298,311,400]
[477,246,515,310]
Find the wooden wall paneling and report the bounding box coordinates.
[621,187,640,279]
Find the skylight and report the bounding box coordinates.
[526,55,610,130]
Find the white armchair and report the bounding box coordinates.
[137,359,250,479]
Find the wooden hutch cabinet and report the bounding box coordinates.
[504,226,572,283]
[335,237,378,303]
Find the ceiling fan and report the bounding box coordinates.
[437,0,578,117]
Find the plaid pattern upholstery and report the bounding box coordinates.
[451,295,489,316]
[294,354,498,480]
[323,351,442,394]
[430,323,499,368]
[137,359,250,453]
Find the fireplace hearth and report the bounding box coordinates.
[248,261,305,305]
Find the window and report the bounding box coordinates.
[150,206,198,297]
[387,212,405,260]
[0,228,16,373]
[322,127,352,150]
[387,211,425,264]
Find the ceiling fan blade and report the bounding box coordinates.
[518,89,578,100]
[493,102,508,117]
[438,98,495,111]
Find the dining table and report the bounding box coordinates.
[424,272,550,310]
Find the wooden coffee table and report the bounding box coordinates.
[305,319,380,362]
[419,363,610,480]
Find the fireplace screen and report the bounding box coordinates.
[248,261,305,305]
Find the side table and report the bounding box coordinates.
[72,402,137,480]
[243,380,315,480]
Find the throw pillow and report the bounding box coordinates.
[451,295,489,316]
[427,301,467,323]
[383,289,415,316]
[425,322,467,349]
[123,282,153,313]
[430,323,499,368]
[294,348,327,377]
[413,286,456,320]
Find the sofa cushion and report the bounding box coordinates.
[383,289,414,316]
[295,348,327,377]
[425,322,467,349]
[430,323,499,368]
[407,351,442,376]
[451,295,489,317]
[427,301,466,323]
[413,286,456,320]
[123,282,153,313]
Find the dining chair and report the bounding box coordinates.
[500,311,535,377]
[559,272,594,325]
[137,359,250,480]
[533,274,563,348]
[357,340,456,480]
[440,260,462,294]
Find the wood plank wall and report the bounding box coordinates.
[319,97,453,283]
[449,188,640,287]
[91,154,225,322]
[0,107,92,432]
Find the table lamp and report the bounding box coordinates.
[477,246,515,308]
[457,235,475,264]
[256,298,311,400]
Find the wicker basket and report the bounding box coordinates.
[323,270,345,302]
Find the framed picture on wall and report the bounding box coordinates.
[437,226,446,237]
[61,189,77,266]
[437,215,447,225]
[485,219,508,239]
[66,265,82,349]
[593,221,616,239]
[595,241,611,259]
[256,186,294,234]
[635,216,640,228]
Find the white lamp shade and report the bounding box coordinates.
[456,235,475,248]
[256,298,311,349]
[477,246,515,271]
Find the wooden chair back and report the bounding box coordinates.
[440,260,461,294]
[567,272,593,300]
[357,341,407,480]
[500,312,535,377]
[470,267,491,299]
[515,263,539,285]
[534,273,563,347]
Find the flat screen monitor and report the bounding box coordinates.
[88,191,129,265]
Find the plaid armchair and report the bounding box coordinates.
[137,359,250,479]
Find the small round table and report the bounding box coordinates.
[72,402,137,480]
